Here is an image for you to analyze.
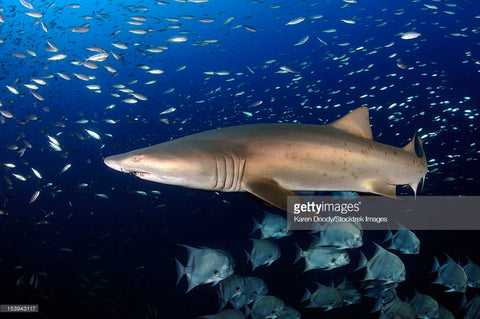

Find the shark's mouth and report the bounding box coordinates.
[130,171,148,178]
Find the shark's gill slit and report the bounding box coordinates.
[225,155,234,190]
[213,158,219,188]
[237,159,246,191]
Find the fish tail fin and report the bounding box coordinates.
[218,295,226,311]
[383,229,393,243]
[251,218,260,235]
[175,258,185,285]
[371,296,385,313]
[431,256,440,273]
[186,282,195,293]
[294,243,303,264]
[301,288,311,303]
[244,250,251,271]
[460,294,468,309]
[355,251,367,271]
[465,256,473,267]
[244,306,251,318]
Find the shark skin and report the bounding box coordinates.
[104,107,427,212]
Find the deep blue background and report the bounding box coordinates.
[0,0,479,318]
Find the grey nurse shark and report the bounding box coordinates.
[104,107,427,212]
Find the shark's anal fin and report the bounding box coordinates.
[364,179,397,198]
[244,177,302,213]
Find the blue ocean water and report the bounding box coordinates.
[0,0,479,318]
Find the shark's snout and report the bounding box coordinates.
[104,156,122,172]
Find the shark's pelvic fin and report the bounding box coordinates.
[329,106,373,140]
[364,178,397,198]
[244,177,301,213]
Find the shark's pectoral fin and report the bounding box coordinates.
[247,193,276,209]
[244,177,301,213]
[364,179,397,198]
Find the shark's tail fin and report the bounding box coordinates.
[403,133,427,196]
[417,135,427,192]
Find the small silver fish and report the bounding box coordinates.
[463,257,480,288]
[295,243,349,271]
[302,283,343,310]
[462,295,480,319]
[176,245,234,292]
[229,276,268,310]
[250,295,286,319]
[384,224,420,255]
[314,221,363,249]
[29,190,40,204]
[431,254,467,292]
[356,243,405,284]
[409,290,439,319]
[335,278,361,306]
[251,212,291,239]
[60,164,72,174]
[217,274,245,310]
[246,239,280,271]
[374,296,415,319]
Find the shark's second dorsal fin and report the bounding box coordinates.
[329,107,373,140]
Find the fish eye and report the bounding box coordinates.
[268,255,273,258]
[213,270,219,275]
[271,310,276,314]
[331,258,336,263]
[236,287,240,290]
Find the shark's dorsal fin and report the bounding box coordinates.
[244,176,302,214]
[329,107,373,140]
[403,134,416,155]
